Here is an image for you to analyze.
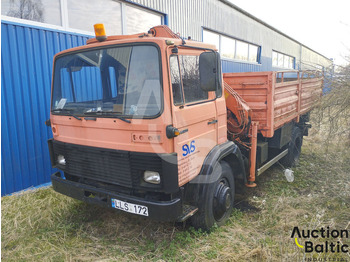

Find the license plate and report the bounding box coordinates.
[111,198,149,217]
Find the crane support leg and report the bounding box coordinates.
[246,121,258,188]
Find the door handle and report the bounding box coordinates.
[208,119,218,125]
[179,128,188,134]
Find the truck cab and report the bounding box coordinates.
[48,25,236,229]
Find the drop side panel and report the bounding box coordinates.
[224,71,323,138]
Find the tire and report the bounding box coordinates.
[281,126,303,167]
[191,161,235,231]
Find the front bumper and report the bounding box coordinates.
[51,172,183,221]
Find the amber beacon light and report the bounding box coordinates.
[94,24,107,42]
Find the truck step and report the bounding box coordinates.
[257,149,288,176]
[177,205,198,222]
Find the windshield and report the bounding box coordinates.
[52,45,162,118]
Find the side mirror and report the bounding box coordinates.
[199,52,220,92]
[45,119,51,127]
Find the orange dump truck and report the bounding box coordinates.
[47,25,323,230]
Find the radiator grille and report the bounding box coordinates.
[52,141,162,188]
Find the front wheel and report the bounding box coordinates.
[191,161,235,231]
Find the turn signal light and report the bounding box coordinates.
[94,23,107,42]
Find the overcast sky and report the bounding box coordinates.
[230,0,350,66]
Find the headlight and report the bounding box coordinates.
[143,171,160,184]
[57,155,66,165]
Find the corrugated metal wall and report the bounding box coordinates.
[1,21,89,195]
[129,0,332,71]
[221,57,272,73]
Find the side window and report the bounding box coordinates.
[179,55,208,104]
[169,56,184,105]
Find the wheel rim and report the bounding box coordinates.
[213,178,232,222]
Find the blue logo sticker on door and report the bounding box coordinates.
[182,140,196,156]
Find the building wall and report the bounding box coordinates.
[1,0,332,195]
[301,46,333,70]
[1,21,89,195]
[130,0,332,71]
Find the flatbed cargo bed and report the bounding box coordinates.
[223,71,323,137]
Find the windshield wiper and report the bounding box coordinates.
[84,111,131,123]
[52,109,82,121]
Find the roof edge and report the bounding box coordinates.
[219,0,332,62]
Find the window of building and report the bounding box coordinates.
[284,56,290,69]
[278,53,284,67]
[272,51,278,66]
[288,57,294,69]
[221,36,235,60]
[236,40,248,61]
[202,30,220,50]
[272,51,295,69]
[67,0,122,35]
[249,45,258,62]
[2,0,164,35]
[203,29,260,63]
[2,0,62,26]
[126,5,162,34]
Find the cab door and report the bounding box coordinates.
[169,51,218,187]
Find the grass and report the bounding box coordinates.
[2,123,350,261]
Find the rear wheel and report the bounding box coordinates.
[191,161,235,231]
[281,126,303,167]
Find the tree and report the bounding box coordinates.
[7,0,44,23]
[313,55,350,148]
